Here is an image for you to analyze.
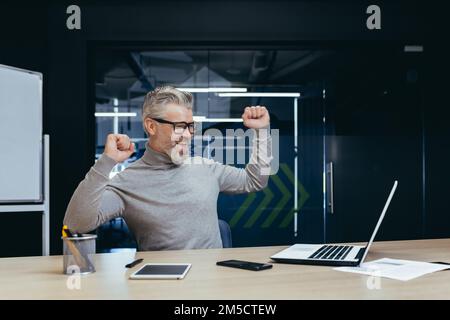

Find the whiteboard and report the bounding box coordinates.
[0,64,43,202]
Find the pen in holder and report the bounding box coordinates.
[62,227,97,275]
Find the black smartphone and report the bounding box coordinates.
[216,260,273,271]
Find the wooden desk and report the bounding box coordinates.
[1,239,450,299]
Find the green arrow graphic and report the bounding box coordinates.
[280,163,295,185]
[231,162,310,229]
[278,163,310,228]
[261,174,291,228]
[243,187,274,228]
[229,192,257,228]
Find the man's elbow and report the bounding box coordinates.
[63,214,95,234]
[259,178,269,190]
[249,177,269,192]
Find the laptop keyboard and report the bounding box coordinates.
[308,245,353,260]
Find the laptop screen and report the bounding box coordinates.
[359,180,398,265]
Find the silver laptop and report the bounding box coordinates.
[270,181,398,267]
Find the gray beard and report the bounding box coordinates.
[169,144,189,165]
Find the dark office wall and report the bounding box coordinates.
[0,1,434,255]
[423,43,450,239]
[0,4,47,257]
[421,6,450,238]
[324,48,425,243]
[0,3,47,67]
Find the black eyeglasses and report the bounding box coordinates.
[150,118,195,134]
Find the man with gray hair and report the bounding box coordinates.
[64,86,272,250]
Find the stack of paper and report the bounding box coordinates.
[335,258,449,281]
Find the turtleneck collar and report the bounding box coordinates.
[141,142,178,170]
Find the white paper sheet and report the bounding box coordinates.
[334,258,450,281]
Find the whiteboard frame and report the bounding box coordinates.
[0,64,43,203]
[0,135,50,255]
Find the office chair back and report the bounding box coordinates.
[98,218,233,251]
[218,219,232,248]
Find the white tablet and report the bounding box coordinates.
[129,263,192,280]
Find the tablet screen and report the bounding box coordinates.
[135,264,190,276]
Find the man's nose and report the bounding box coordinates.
[182,127,192,140]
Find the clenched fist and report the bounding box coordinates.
[242,106,270,129]
[104,134,135,163]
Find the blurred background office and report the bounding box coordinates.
[0,1,448,256]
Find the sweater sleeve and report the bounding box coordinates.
[63,154,125,233]
[208,126,273,194]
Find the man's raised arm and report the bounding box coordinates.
[208,106,273,194]
[63,134,135,233]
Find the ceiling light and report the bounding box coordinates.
[176,87,247,93]
[218,92,300,97]
[95,112,137,117]
[193,116,243,122]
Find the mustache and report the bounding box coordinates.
[169,136,191,161]
[171,135,191,144]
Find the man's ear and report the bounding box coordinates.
[144,118,156,136]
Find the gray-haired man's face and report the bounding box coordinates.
[146,103,193,164]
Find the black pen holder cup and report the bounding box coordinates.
[61,234,97,275]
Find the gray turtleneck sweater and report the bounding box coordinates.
[63,129,272,251]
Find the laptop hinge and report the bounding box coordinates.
[356,247,365,261]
